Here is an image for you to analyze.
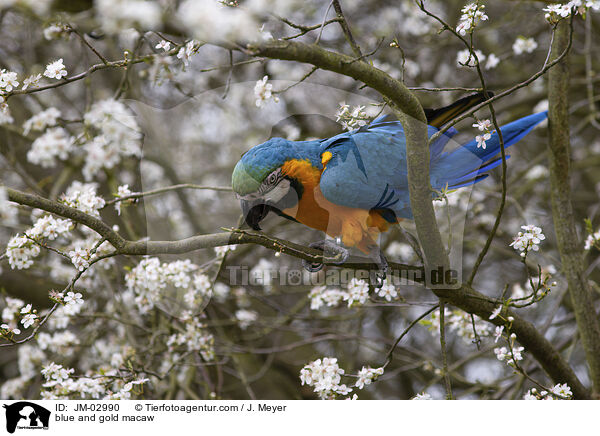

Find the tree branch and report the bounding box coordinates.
[5,185,589,397]
[547,18,600,395]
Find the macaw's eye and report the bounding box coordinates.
[267,172,278,185]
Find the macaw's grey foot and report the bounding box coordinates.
[302,239,350,273]
[368,245,389,288]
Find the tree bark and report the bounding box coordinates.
[547,18,600,395]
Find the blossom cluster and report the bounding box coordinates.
[40,362,149,400]
[335,103,371,131]
[494,329,524,368]
[584,227,600,250]
[43,59,68,80]
[23,107,61,135]
[0,297,36,336]
[512,37,538,55]
[473,118,493,150]
[125,257,213,314]
[6,234,41,270]
[27,127,74,168]
[543,1,600,24]
[456,3,489,36]
[425,308,493,344]
[166,316,215,361]
[60,182,106,217]
[308,279,400,311]
[177,40,201,67]
[0,69,19,93]
[299,358,347,399]
[524,383,573,400]
[509,225,546,256]
[82,99,142,180]
[299,357,384,399]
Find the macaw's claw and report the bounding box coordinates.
[302,239,349,273]
[369,246,389,289]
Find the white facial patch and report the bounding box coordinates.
[263,178,291,204]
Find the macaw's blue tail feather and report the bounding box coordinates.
[430,111,547,190]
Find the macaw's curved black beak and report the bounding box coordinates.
[240,199,271,231]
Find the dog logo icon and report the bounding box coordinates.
[3,402,50,433]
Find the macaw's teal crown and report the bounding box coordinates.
[232,137,323,196]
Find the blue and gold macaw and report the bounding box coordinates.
[232,93,547,285]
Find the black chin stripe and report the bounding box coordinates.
[286,176,304,199]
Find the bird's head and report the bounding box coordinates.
[232,138,305,230]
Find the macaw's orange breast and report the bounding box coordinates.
[280,159,396,253]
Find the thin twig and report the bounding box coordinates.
[439,301,453,399]
[332,0,363,58]
[382,304,439,368]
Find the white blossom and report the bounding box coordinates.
[1,323,21,335]
[412,392,433,400]
[300,357,351,399]
[476,132,492,149]
[21,74,41,90]
[335,103,370,131]
[82,99,142,180]
[0,101,13,124]
[94,0,162,34]
[215,244,236,258]
[549,383,573,399]
[43,23,69,40]
[473,119,492,131]
[0,69,19,93]
[584,230,600,250]
[26,215,72,241]
[63,291,84,306]
[6,234,41,270]
[177,40,200,67]
[114,184,133,215]
[493,325,504,343]
[235,309,258,329]
[510,225,546,254]
[177,0,259,43]
[41,362,74,385]
[155,40,171,51]
[2,297,25,324]
[68,246,90,271]
[43,58,68,80]
[166,318,215,360]
[512,37,538,55]
[489,305,502,320]
[23,107,61,134]
[485,53,500,70]
[61,182,106,216]
[309,286,326,310]
[377,282,398,302]
[27,127,74,168]
[456,3,489,36]
[254,75,279,108]
[21,313,38,329]
[456,49,486,67]
[354,366,384,389]
[344,278,370,307]
[37,331,79,352]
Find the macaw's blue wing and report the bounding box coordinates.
[430,111,548,189]
[318,111,548,220]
